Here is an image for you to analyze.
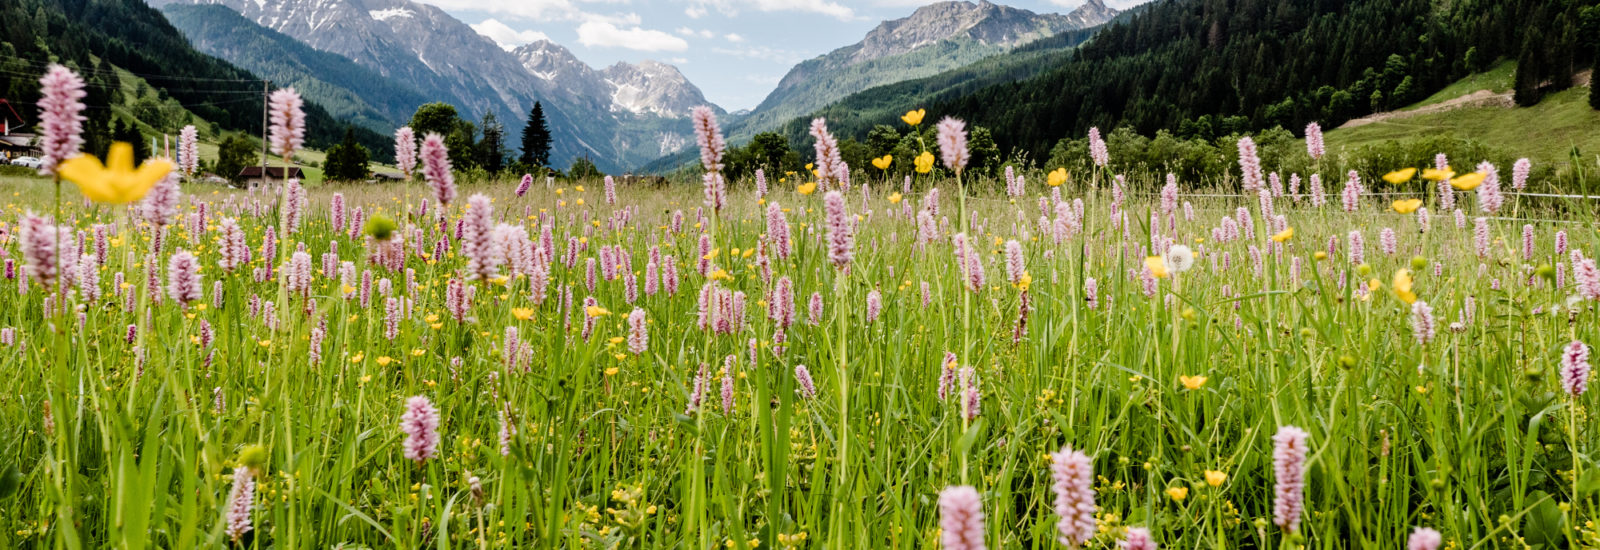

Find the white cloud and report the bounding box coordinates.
[577,21,690,51]
[684,0,856,21]
[724,33,744,43]
[471,18,550,50]
[711,45,807,64]
[673,26,715,38]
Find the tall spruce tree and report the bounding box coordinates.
[521,102,551,168]
[478,112,505,174]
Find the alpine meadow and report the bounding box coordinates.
[5,0,1600,549]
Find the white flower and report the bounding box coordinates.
[1165,244,1195,273]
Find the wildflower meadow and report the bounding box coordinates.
[5,65,1600,550]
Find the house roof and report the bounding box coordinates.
[237,166,305,179]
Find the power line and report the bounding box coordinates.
[0,55,266,84]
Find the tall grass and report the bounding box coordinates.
[0,164,1595,548]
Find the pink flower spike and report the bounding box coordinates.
[400,395,441,464]
[939,485,987,550]
[267,88,305,158]
[36,64,87,175]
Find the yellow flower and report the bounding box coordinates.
[1166,486,1189,501]
[1450,172,1485,191]
[871,155,893,170]
[901,109,925,126]
[1422,168,1455,181]
[511,307,534,320]
[1382,168,1417,184]
[1392,198,1423,214]
[914,151,935,174]
[797,182,817,195]
[1144,256,1170,279]
[709,269,733,281]
[1179,375,1207,390]
[887,192,903,204]
[1016,272,1032,292]
[1205,470,1228,487]
[1271,227,1294,243]
[376,356,393,366]
[585,305,611,318]
[1392,269,1417,304]
[1047,167,1068,187]
[1313,251,1328,260]
[57,142,174,205]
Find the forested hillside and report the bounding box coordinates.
[0,0,394,162]
[922,0,1600,160]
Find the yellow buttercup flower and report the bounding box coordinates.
[871,155,893,170]
[914,151,935,174]
[1144,256,1170,279]
[709,269,733,281]
[901,109,926,126]
[1392,269,1416,304]
[57,142,174,205]
[585,305,611,318]
[1047,168,1068,187]
[1166,486,1189,501]
[1016,271,1032,292]
[1271,227,1294,243]
[1179,375,1207,390]
[1382,168,1417,184]
[1391,198,1423,214]
[1450,172,1485,191]
[1205,470,1228,487]
[511,307,534,321]
[797,182,817,195]
[1422,168,1455,181]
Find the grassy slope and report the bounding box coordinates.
[1327,62,1599,167]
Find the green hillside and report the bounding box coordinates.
[1328,64,1600,172]
[0,0,394,163]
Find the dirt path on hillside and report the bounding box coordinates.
[1339,70,1592,130]
[1337,89,1514,129]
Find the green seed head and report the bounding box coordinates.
[1410,256,1428,270]
[365,214,398,241]
[239,444,268,471]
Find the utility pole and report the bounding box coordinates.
[259,79,270,190]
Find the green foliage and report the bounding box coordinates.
[215,132,257,183]
[723,132,797,181]
[323,127,371,182]
[110,117,150,165]
[410,103,461,140]
[569,156,603,180]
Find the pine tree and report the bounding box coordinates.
[521,102,551,168]
[1591,39,1600,111]
[324,126,370,181]
[478,112,505,174]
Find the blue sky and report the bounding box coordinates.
[412,0,1149,111]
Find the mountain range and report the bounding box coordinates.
[148,0,725,172]
[728,0,1117,141]
[145,0,1115,172]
